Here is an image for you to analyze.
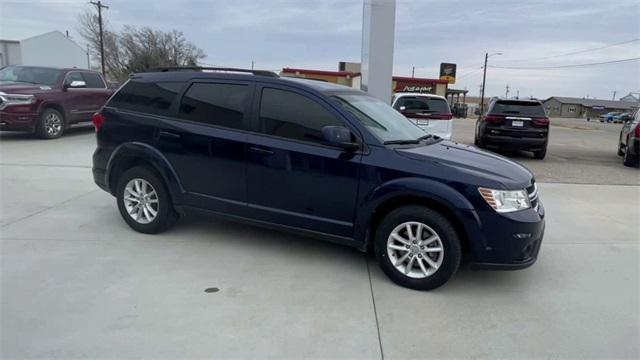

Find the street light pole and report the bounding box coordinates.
[90,1,109,77]
[479,52,502,116]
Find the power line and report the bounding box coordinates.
[488,57,640,70]
[496,38,640,63]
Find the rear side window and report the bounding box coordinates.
[109,81,183,116]
[178,83,248,129]
[81,72,106,88]
[395,97,450,113]
[490,101,546,117]
[258,88,344,143]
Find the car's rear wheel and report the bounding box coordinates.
[116,166,178,233]
[618,144,624,156]
[474,134,485,148]
[623,146,639,167]
[36,108,65,139]
[374,206,461,290]
[533,146,547,160]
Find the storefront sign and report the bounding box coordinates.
[401,85,433,93]
[439,63,457,84]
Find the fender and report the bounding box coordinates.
[354,177,480,249]
[105,142,186,201]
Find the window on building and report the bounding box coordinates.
[258,87,344,143]
[178,83,248,129]
[108,81,183,116]
[568,106,576,112]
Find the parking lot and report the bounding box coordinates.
[1,119,638,359]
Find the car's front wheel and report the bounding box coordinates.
[375,206,461,290]
[116,166,178,233]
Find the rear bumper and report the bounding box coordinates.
[484,134,547,150]
[0,111,38,132]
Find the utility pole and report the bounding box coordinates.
[612,91,616,101]
[480,52,502,116]
[86,44,91,69]
[412,66,415,78]
[505,84,510,98]
[251,61,254,70]
[89,1,109,77]
[516,90,520,99]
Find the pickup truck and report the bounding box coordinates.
[0,65,113,138]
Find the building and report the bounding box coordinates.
[0,30,88,69]
[542,96,639,118]
[281,63,448,98]
[620,93,640,103]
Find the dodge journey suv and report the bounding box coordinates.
[92,67,545,290]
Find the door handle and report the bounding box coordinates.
[158,130,181,139]
[248,147,274,155]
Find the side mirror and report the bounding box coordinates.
[321,126,359,151]
[65,80,86,89]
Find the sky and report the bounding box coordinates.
[1,0,639,99]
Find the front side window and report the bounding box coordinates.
[81,72,106,88]
[333,94,426,143]
[259,88,344,143]
[64,72,83,86]
[108,81,183,116]
[178,83,248,129]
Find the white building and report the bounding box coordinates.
[0,30,88,69]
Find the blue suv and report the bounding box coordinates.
[92,68,545,290]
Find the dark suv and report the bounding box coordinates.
[475,99,550,159]
[92,68,545,290]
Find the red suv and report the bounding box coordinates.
[0,66,113,138]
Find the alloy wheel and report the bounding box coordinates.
[44,112,63,136]
[123,178,159,224]
[387,221,445,279]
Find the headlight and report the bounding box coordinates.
[0,92,36,110]
[478,187,531,213]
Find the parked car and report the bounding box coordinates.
[612,112,631,123]
[0,65,112,138]
[599,112,620,123]
[618,110,639,167]
[391,93,453,139]
[474,99,550,159]
[92,67,545,290]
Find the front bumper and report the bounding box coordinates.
[464,201,545,270]
[0,110,38,132]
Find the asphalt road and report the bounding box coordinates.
[1,124,638,359]
[452,117,639,185]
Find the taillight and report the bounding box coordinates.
[533,117,550,126]
[92,112,106,131]
[635,124,640,137]
[432,113,453,120]
[484,115,504,124]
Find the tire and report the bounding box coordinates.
[116,166,178,234]
[618,144,624,157]
[474,134,485,148]
[374,206,462,291]
[36,108,65,139]
[623,146,639,168]
[533,146,547,160]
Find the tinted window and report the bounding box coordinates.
[395,97,450,113]
[64,72,83,86]
[259,88,343,143]
[490,101,546,117]
[81,72,105,88]
[178,83,248,129]
[109,81,183,116]
[0,66,61,86]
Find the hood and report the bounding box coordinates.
[396,140,534,189]
[0,82,55,94]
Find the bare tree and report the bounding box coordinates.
[78,9,205,81]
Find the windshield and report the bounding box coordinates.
[490,101,546,117]
[394,96,450,113]
[0,66,62,86]
[333,94,427,143]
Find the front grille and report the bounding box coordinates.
[527,182,538,210]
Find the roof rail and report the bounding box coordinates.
[143,66,279,78]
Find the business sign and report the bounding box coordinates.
[439,63,457,84]
[591,105,605,110]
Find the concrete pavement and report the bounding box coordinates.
[1,124,639,359]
